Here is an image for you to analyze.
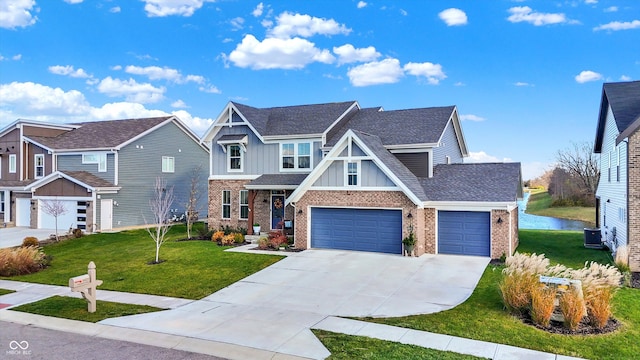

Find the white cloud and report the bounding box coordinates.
[439,8,468,26]
[171,99,188,108]
[124,65,204,84]
[459,114,486,122]
[507,6,572,26]
[399,9,408,16]
[142,0,213,17]
[604,6,618,12]
[454,82,466,86]
[347,58,404,87]
[110,6,121,13]
[584,0,597,4]
[227,34,335,70]
[198,84,221,94]
[267,12,351,39]
[90,102,168,121]
[514,81,533,86]
[464,151,513,163]
[252,3,263,17]
[64,0,83,4]
[574,70,603,83]
[0,81,90,116]
[620,75,632,81]
[333,44,380,65]
[0,0,38,29]
[12,54,21,60]
[357,1,367,9]
[171,110,213,135]
[521,161,551,181]
[97,77,165,103]
[48,65,91,78]
[594,20,640,31]
[230,17,244,30]
[403,62,447,84]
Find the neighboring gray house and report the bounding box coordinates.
[594,80,640,272]
[0,116,209,231]
[202,101,523,259]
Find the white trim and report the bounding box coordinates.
[425,201,517,211]
[321,101,360,144]
[221,190,231,219]
[239,189,249,220]
[309,186,401,191]
[32,195,90,201]
[34,154,45,178]
[279,141,313,172]
[245,184,300,190]
[386,144,439,151]
[202,102,265,144]
[8,154,16,173]
[0,157,1,179]
[209,174,260,180]
[114,151,119,186]
[344,160,360,187]
[162,156,175,173]
[226,144,244,172]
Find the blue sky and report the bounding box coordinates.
[1,0,638,180]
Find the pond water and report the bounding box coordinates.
[518,192,591,231]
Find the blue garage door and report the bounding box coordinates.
[311,208,402,254]
[438,211,490,256]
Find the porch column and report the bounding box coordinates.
[247,189,257,235]
[3,190,10,223]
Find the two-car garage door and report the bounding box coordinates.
[310,208,402,254]
[438,211,491,257]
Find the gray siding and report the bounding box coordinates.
[361,160,394,186]
[394,152,428,177]
[433,121,463,164]
[108,122,209,228]
[57,153,116,183]
[211,125,322,175]
[313,159,394,187]
[314,161,343,186]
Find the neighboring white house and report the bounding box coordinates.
[594,80,640,272]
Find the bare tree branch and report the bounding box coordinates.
[144,177,175,264]
[556,141,600,198]
[184,165,203,240]
[41,199,69,241]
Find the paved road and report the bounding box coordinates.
[1,322,227,360]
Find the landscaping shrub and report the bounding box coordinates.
[211,230,225,243]
[258,236,269,250]
[221,234,235,246]
[586,286,613,329]
[530,285,556,327]
[0,247,48,276]
[219,225,247,235]
[614,246,630,274]
[233,232,245,244]
[500,252,550,314]
[72,228,83,238]
[559,287,586,331]
[267,231,287,249]
[21,236,39,248]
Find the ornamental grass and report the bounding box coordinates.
[530,285,556,327]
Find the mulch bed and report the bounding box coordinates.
[251,247,304,253]
[632,272,640,289]
[517,312,621,335]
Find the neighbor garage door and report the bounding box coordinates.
[438,211,490,256]
[38,200,78,230]
[311,208,402,254]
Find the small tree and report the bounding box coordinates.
[41,199,68,241]
[556,141,600,200]
[144,177,175,264]
[184,165,203,239]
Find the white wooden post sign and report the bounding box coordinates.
[69,261,103,313]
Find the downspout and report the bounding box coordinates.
[623,138,630,247]
[508,208,513,256]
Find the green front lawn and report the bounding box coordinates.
[1,225,282,299]
[363,230,639,360]
[11,296,163,322]
[0,288,15,296]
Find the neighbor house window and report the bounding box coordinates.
[239,190,249,220]
[227,145,243,172]
[162,156,175,173]
[82,153,107,172]
[346,161,359,186]
[607,152,611,182]
[9,154,16,173]
[619,207,626,223]
[222,190,231,219]
[35,154,44,178]
[617,146,621,182]
[281,142,312,170]
[0,191,4,212]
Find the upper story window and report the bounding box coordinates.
[162,156,175,173]
[346,161,359,186]
[9,154,16,173]
[82,153,107,172]
[227,144,243,172]
[607,151,611,182]
[281,142,312,171]
[35,154,44,178]
[616,146,621,182]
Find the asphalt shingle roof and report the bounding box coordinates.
[27,117,171,150]
[327,106,455,146]
[420,163,522,202]
[247,174,309,188]
[604,80,640,133]
[232,101,356,136]
[61,171,117,188]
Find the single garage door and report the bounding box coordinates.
[38,200,78,230]
[311,208,402,254]
[438,211,490,256]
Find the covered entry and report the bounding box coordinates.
[438,211,491,256]
[310,207,402,254]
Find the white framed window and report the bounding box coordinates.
[619,207,626,223]
[607,151,611,182]
[617,146,621,182]
[9,154,16,173]
[222,190,231,219]
[0,191,4,213]
[162,156,175,173]
[227,144,243,172]
[239,190,249,220]
[345,161,360,186]
[35,154,44,178]
[0,157,2,179]
[280,142,312,171]
[82,153,107,172]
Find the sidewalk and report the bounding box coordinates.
[0,279,586,360]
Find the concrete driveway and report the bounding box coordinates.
[0,227,62,249]
[101,249,489,359]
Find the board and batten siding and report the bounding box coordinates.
[56,153,116,184]
[312,159,395,187]
[433,120,464,165]
[596,105,628,249]
[108,121,209,228]
[210,125,322,175]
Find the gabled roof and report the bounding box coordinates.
[0,119,78,138]
[246,174,309,190]
[594,80,640,152]
[326,106,458,147]
[26,117,173,151]
[421,163,523,202]
[29,170,120,193]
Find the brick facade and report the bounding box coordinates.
[491,209,519,259]
[629,131,640,272]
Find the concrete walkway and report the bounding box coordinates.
[0,249,587,360]
[0,226,65,249]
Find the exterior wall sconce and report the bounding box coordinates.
[297,209,303,214]
[263,198,268,203]
[407,213,413,218]
[497,217,503,224]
